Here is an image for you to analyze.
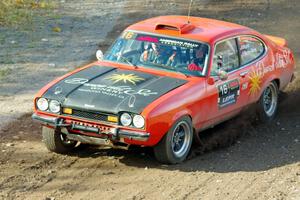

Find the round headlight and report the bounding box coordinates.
[133,115,145,128]
[120,113,132,126]
[49,100,61,113]
[37,98,48,111]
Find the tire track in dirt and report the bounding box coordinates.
[0,149,79,199]
[22,147,130,200]
[176,175,217,199]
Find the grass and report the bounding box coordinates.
[0,0,56,27]
[0,68,12,78]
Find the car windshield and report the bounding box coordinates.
[104,31,209,77]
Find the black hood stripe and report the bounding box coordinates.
[43,65,187,114]
[65,67,116,99]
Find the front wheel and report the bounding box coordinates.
[257,81,279,123]
[154,116,193,164]
[42,126,77,153]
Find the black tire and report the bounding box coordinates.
[257,81,279,123]
[154,116,193,164]
[42,126,77,153]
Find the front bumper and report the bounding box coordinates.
[32,113,150,142]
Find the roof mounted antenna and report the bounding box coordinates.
[187,0,193,24]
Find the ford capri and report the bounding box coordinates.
[32,16,295,164]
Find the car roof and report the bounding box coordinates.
[126,15,253,44]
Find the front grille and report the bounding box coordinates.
[67,109,117,123]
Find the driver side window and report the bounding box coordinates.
[211,39,239,76]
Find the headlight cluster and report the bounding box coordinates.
[36,98,61,113]
[120,113,145,128]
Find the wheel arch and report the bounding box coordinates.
[172,111,197,141]
[172,110,194,129]
[256,79,279,123]
[257,75,280,102]
[153,113,194,164]
[273,78,280,89]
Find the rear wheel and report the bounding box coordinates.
[257,81,279,123]
[154,116,193,164]
[42,126,77,153]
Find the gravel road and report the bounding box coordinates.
[0,0,299,199]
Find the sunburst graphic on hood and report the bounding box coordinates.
[249,70,262,95]
[105,73,145,85]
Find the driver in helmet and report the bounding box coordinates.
[188,46,207,72]
[140,43,169,65]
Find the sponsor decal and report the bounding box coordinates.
[218,79,240,109]
[84,104,95,108]
[78,83,158,99]
[54,86,62,95]
[242,82,248,91]
[128,95,136,108]
[63,73,158,106]
[159,38,199,48]
[105,74,145,85]
[65,78,89,85]
[248,48,291,95]
[136,36,159,43]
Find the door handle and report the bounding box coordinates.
[239,71,249,77]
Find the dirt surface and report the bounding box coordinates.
[0,0,299,200]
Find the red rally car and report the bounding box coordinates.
[32,16,295,164]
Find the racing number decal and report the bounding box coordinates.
[217,79,240,108]
[124,32,135,39]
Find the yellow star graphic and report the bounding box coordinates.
[248,70,262,95]
[105,73,145,85]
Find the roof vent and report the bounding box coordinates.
[155,22,195,34]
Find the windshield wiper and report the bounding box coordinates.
[149,63,190,78]
[167,65,190,78]
[175,69,190,78]
[119,56,138,69]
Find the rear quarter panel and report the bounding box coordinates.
[254,37,295,101]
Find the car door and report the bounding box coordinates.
[203,37,250,126]
[237,35,267,103]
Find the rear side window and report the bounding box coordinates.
[211,38,239,76]
[238,36,265,65]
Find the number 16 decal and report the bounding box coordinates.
[217,79,240,109]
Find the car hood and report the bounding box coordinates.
[42,65,187,114]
